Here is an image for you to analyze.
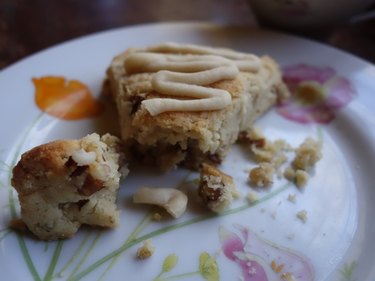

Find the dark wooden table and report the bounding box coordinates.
[1,0,374,70]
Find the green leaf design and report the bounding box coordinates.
[162,254,178,273]
[199,252,219,281]
[340,261,357,281]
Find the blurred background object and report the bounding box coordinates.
[248,0,374,31]
[0,0,374,70]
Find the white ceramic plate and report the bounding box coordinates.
[0,22,374,281]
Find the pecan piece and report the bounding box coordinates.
[79,174,104,196]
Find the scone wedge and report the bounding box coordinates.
[106,42,289,170]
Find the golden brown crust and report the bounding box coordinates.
[11,133,125,240]
[198,163,238,213]
[12,140,79,196]
[106,45,290,170]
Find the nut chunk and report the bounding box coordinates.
[133,187,188,218]
[11,133,126,240]
[198,163,238,213]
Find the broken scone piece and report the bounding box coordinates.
[106,42,289,170]
[136,239,155,260]
[198,163,239,213]
[11,133,126,240]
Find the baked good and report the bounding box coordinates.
[106,42,289,170]
[198,163,239,213]
[248,162,274,187]
[11,133,126,240]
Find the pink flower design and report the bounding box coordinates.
[277,64,356,124]
[219,225,314,281]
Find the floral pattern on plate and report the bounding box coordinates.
[219,225,314,281]
[277,64,356,124]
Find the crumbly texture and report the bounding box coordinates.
[284,167,296,181]
[246,192,258,203]
[11,133,126,240]
[136,239,155,260]
[106,47,289,170]
[295,169,309,188]
[296,210,308,223]
[242,130,322,189]
[198,163,238,213]
[241,128,291,169]
[292,137,322,171]
[152,212,162,221]
[249,162,274,187]
[284,137,322,188]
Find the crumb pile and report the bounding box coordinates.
[242,128,322,189]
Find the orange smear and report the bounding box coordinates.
[33,76,103,120]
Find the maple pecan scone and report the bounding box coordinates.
[11,133,127,240]
[106,42,289,170]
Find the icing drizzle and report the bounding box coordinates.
[124,42,261,116]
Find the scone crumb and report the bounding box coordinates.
[231,188,242,199]
[251,143,273,162]
[287,194,296,203]
[292,137,322,171]
[249,162,274,187]
[273,139,293,152]
[273,154,288,170]
[247,127,265,140]
[283,167,296,181]
[136,239,155,260]
[238,127,265,146]
[251,138,290,164]
[199,163,238,213]
[296,210,308,223]
[281,272,296,281]
[284,167,309,189]
[246,191,258,203]
[152,212,162,221]
[295,170,309,188]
